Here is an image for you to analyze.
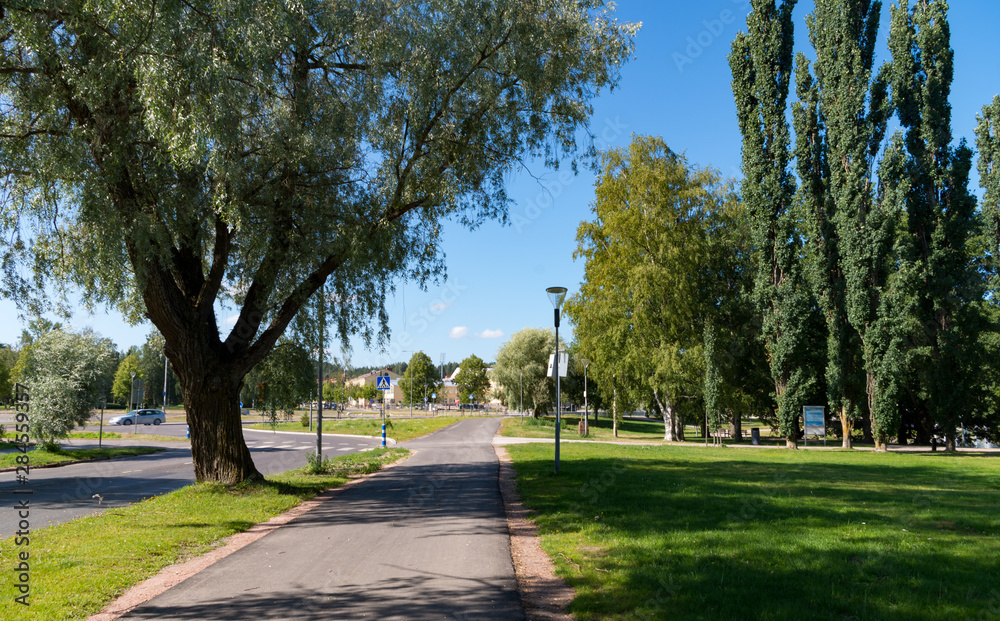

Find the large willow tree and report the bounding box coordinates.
[0,0,636,483]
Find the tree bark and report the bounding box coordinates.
[653,390,679,442]
[612,386,618,438]
[840,405,853,449]
[732,409,742,443]
[176,358,262,484]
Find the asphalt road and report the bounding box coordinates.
[0,423,382,538]
[123,417,524,621]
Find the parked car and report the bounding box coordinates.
[109,409,166,426]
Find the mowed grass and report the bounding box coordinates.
[507,443,1000,620]
[0,445,162,469]
[500,414,668,442]
[249,415,466,442]
[0,447,408,620]
[66,431,188,443]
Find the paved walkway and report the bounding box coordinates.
[122,418,524,621]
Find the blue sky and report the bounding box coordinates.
[2,0,999,369]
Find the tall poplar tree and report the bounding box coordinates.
[731,0,814,448]
[888,0,982,451]
[977,96,1000,290]
[794,0,892,449]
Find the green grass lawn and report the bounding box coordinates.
[507,443,1000,620]
[249,415,466,442]
[500,414,668,442]
[502,414,801,446]
[0,445,162,469]
[0,447,408,620]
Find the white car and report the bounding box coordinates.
[109,409,166,426]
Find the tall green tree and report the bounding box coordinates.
[0,1,636,483]
[731,0,815,448]
[136,331,169,407]
[888,0,982,451]
[454,355,490,406]
[794,0,892,449]
[253,339,315,424]
[112,354,143,406]
[400,351,441,406]
[0,346,14,405]
[22,329,116,446]
[569,136,736,441]
[978,96,1000,288]
[492,327,559,417]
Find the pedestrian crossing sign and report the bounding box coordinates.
[376,375,391,390]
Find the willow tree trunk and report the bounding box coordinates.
[172,353,262,484]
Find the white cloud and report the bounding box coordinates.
[223,314,240,326]
[449,326,469,339]
[430,302,451,312]
[476,329,504,339]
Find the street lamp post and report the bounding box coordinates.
[162,354,170,410]
[546,286,567,474]
[581,358,590,437]
[129,371,137,435]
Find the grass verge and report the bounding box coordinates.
[66,431,188,443]
[0,447,408,620]
[249,415,466,442]
[507,443,1000,620]
[0,445,162,469]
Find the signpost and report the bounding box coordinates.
[803,406,826,446]
[376,373,390,447]
[547,352,569,378]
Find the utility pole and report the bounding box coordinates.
[162,354,170,410]
[317,283,324,459]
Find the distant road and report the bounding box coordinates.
[0,423,381,537]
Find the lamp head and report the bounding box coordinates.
[546,286,568,309]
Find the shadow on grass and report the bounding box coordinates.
[509,446,1000,620]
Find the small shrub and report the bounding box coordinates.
[305,451,332,474]
[39,439,62,452]
[300,413,310,427]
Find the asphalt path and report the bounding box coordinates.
[123,417,524,621]
[0,423,382,537]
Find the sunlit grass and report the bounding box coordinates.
[508,443,1000,620]
[0,445,162,469]
[0,447,408,620]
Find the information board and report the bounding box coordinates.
[803,405,826,445]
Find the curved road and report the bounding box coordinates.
[124,418,524,620]
[0,423,382,538]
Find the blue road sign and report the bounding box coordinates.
[376,375,391,390]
